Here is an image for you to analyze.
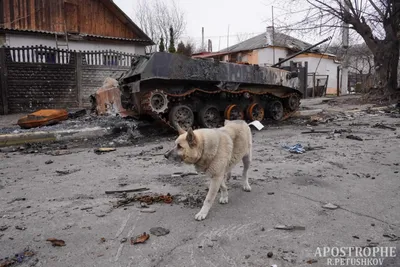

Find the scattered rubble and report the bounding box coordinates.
[45,160,54,164]
[46,238,66,246]
[322,203,339,210]
[150,227,170,236]
[131,232,150,245]
[346,135,363,141]
[105,187,149,195]
[17,109,69,129]
[56,169,81,176]
[282,144,305,154]
[94,147,116,154]
[114,193,173,208]
[372,123,396,131]
[274,225,306,231]
[0,249,35,267]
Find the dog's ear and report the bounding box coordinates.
[174,122,186,135]
[186,128,196,147]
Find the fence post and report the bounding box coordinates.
[75,51,83,107]
[312,72,316,98]
[0,47,8,115]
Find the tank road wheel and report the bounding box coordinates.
[149,90,169,114]
[246,103,265,121]
[198,105,221,128]
[224,104,244,120]
[268,100,284,121]
[286,94,300,111]
[169,105,194,131]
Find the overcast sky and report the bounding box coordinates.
[113,0,341,51]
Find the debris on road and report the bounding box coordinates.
[94,147,116,154]
[68,109,87,119]
[15,225,26,230]
[383,233,400,241]
[150,227,170,236]
[17,109,69,129]
[307,259,318,264]
[282,144,305,154]
[105,187,150,195]
[303,145,325,151]
[140,209,156,213]
[0,225,9,231]
[7,197,26,204]
[46,150,74,156]
[131,232,150,245]
[274,225,306,231]
[346,135,363,141]
[46,238,66,246]
[267,252,273,258]
[114,193,173,208]
[322,203,339,210]
[56,169,81,176]
[45,160,54,164]
[301,130,331,134]
[0,249,35,267]
[372,123,396,131]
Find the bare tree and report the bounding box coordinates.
[268,0,400,95]
[135,0,187,53]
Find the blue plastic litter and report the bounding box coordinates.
[282,143,305,154]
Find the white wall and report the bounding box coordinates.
[295,55,340,92]
[5,33,146,55]
[257,47,288,67]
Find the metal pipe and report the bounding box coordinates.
[271,36,332,67]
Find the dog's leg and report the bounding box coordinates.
[219,177,228,204]
[242,154,252,192]
[195,176,223,221]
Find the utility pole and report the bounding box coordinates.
[341,0,349,95]
[272,6,275,65]
[201,27,204,51]
[227,24,230,51]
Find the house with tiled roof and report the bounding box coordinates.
[0,0,153,54]
[193,27,341,95]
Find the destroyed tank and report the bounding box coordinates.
[117,52,303,131]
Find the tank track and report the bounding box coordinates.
[140,88,301,132]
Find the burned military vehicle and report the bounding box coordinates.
[117,48,311,131]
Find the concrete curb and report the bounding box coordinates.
[0,127,108,148]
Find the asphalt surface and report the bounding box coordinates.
[1,96,400,267]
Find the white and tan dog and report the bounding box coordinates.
[164,119,253,221]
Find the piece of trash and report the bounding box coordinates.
[68,109,87,119]
[56,169,80,176]
[346,135,363,141]
[94,148,116,154]
[100,237,106,243]
[322,203,338,210]
[248,120,264,130]
[130,232,150,245]
[46,238,66,246]
[120,238,127,243]
[304,145,325,151]
[307,259,318,264]
[0,225,9,231]
[15,226,26,231]
[0,249,35,266]
[45,160,54,164]
[352,235,360,239]
[267,192,275,195]
[46,150,73,156]
[372,123,396,131]
[267,252,273,258]
[140,209,156,213]
[114,193,173,208]
[105,187,150,195]
[383,233,400,241]
[17,109,68,129]
[274,225,305,231]
[271,265,278,267]
[282,144,305,154]
[150,227,170,236]
[301,130,331,134]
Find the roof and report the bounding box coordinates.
[0,0,154,45]
[219,31,321,54]
[0,27,153,44]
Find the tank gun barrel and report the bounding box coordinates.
[271,36,332,67]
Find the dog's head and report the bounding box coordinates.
[164,125,201,164]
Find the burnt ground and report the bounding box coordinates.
[0,94,400,267]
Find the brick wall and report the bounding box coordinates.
[7,64,77,113]
[81,66,129,108]
[0,46,137,115]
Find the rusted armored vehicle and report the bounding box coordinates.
[118,52,303,131]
